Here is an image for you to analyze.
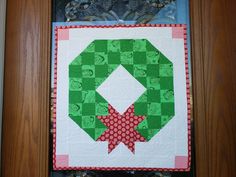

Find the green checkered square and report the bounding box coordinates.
[134,103,147,115]
[82,91,95,103]
[82,116,96,128]
[146,40,157,51]
[82,78,95,91]
[147,90,160,102]
[108,64,119,75]
[108,40,120,52]
[95,78,106,89]
[147,64,159,77]
[96,103,109,115]
[69,65,82,77]
[95,40,108,52]
[123,65,134,75]
[147,77,160,90]
[134,65,147,77]
[148,103,161,116]
[133,39,146,51]
[133,52,147,64]
[120,52,133,64]
[161,115,171,126]
[69,91,82,103]
[82,65,95,78]
[136,77,147,87]
[160,90,174,102]
[69,103,82,116]
[136,91,147,102]
[159,64,173,77]
[81,53,95,64]
[95,65,108,78]
[108,52,121,64]
[146,51,160,64]
[120,40,133,52]
[146,116,161,129]
[159,53,172,64]
[69,78,82,91]
[95,52,108,65]
[161,103,175,115]
[82,103,95,115]
[160,77,173,89]
[70,55,82,65]
[95,92,106,103]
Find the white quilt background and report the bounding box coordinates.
[55,27,188,168]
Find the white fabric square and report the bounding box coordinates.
[96,65,146,115]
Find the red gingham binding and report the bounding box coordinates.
[52,24,191,171]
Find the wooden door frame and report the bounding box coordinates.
[2,0,236,177]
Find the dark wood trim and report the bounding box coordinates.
[1,0,51,176]
[190,0,209,176]
[191,0,236,176]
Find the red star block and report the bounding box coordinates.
[97,104,146,153]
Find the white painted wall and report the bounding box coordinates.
[0,0,7,167]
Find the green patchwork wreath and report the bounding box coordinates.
[69,39,174,141]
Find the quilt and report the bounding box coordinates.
[52,24,191,171]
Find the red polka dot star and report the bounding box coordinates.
[97,104,146,153]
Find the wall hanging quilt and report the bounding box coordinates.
[53,24,191,171]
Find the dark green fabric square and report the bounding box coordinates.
[69,65,82,78]
[159,53,172,64]
[84,128,95,139]
[123,64,133,75]
[108,52,120,64]
[95,65,108,77]
[95,40,108,52]
[69,91,82,103]
[82,78,95,90]
[136,77,147,87]
[147,64,159,77]
[96,92,106,103]
[160,77,173,89]
[134,103,147,115]
[69,115,82,125]
[81,53,95,64]
[108,64,119,74]
[82,103,95,115]
[138,129,148,138]
[161,103,175,115]
[133,52,147,64]
[147,90,160,102]
[95,118,107,128]
[147,116,161,129]
[120,40,133,51]
[146,41,157,51]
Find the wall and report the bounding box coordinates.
[0,0,7,166]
